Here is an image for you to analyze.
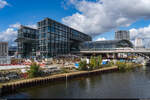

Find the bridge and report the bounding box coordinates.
[72,48,150,60]
[80,49,150,54]
[73,48,150,54]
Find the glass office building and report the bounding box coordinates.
[15,25,38,58]
[16,18,92,58]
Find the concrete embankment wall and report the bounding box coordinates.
[0,66,118,96]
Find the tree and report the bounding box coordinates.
[90,56,97,69]
[79,60,87,70]
[97,55,102,67]
[28,62,41,78]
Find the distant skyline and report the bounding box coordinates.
[0,0,150,47]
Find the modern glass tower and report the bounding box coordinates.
[16,18,92,58]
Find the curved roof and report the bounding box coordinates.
[79,39,133,49]
[84,40,130,44]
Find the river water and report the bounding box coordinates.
[3,66,150,99]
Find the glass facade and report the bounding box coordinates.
[38,18,91,58]
[16,18,92,58]
[15,25,38,58]
[79,40,133,51]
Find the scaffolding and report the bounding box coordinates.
[15,25,38,58]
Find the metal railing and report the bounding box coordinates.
[79,48,134,51]
[72,48,150,53]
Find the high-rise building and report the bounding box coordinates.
[0,42,11,64]
[0,42,8,56]
[15,18,92,58]
[115,30,130,40]
[135,37,144,48]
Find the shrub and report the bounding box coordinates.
[79,60,88,70]
[60,67,70,73]
[28,62,41,78]
[97,55,102,67]
[90,56,97,69]
[88,63,94,70]
[108,60,114,67]
[116,61,127,71]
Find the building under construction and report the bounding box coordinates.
[15,25,38,58]
[15,18,92,59]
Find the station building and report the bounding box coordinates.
[78,40,133,59]
[79,40,133,50]
[15,18,92,59]
[15,26,38,58]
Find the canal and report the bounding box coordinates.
[2,66,150,99]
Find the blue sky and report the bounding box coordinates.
[1,0,150,46]
[0,0,76,29]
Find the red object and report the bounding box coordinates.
[21,73,28,79]
[40,63,45,67]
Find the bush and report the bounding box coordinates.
[97,55,102,67]
[88,63,94,70]
[79,60,88,70]
[60,67,70,73]
[88,55,102,70]
[90,56,97,69]
[116,61,127,71]
[116,61,140,72]
[107,60,114,67]
[28,62,41,78]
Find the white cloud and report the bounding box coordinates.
[129,25,150,48]
[0,23,19,45]
[0,0,8,9]
[130,25,150,40]
[95,37,106,41]
[0,23,37,46]
[62,0,150,36]
[26,24,37,29]
[0,28,17,45]
[9,22,21,28]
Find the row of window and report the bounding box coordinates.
[19,28,36,34]
[38,20,69,32]
[38,20,91,41]
[39,32,68,39]
[18,33,37,39]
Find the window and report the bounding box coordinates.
[51,27,55,33]
[48,27,51,32]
